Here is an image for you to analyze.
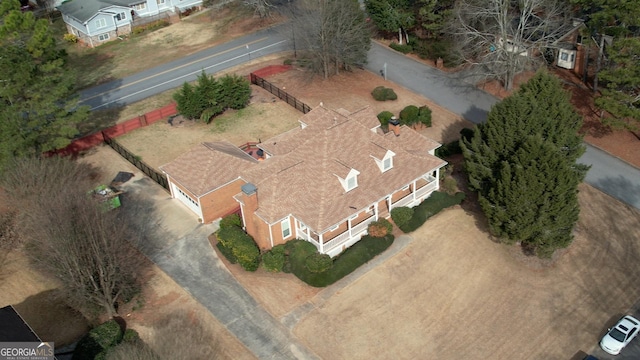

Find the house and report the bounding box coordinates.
[160,105,446,257]
[57,0,202,47]
[0,305,43,342]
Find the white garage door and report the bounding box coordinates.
[171,183,202,217]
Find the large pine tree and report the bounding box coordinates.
[461,71,589,257]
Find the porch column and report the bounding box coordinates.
[412,179,417,202]
[374,203,379,220]
[319,233,324,253]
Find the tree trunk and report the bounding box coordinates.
[593,34,605,94]
[398,28,402,44]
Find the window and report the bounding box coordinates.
[281,219,291,239]
[133,3,147,11]
[560,52,568,61]
[349,213,359,220]
[98,33,110,41]
[383,157,392,171]
[157,0,166,4]
[115,12,126,21]
[95,18,107,29]
[346,176,357,191]
[329,224,339,232]
[401,184,410,191]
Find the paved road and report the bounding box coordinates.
[79,25,289,110]
[365,42,640,210]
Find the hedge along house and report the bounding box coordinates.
[161,105,446,257]
[57,0,201,47]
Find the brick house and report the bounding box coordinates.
[160,105,446,257]
[57,0,201,47]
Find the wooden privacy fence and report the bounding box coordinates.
[250,73,311,114]
[102,131,170,191]
[54,102,178,157]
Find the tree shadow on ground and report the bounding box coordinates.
[13,289,89,346]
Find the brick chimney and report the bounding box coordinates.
[388,116,400,136]
[240,183,259,240]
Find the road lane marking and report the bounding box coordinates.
[90,40,287,110]
[82,37,269,103]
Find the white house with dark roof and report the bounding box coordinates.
[161,105,447,257]
[57,0,202,47]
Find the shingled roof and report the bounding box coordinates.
[159,141,258,196]
[161,106,446,232]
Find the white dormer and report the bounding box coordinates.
[336,168,360,192]
[372,149,396,173]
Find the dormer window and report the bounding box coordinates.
[372,149,395,173]
[336,168,360,192]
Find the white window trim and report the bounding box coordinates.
[116,12,126,21]
[336,168,360,192]
[401,184,410,191]
[95,18,107,29]
[98,33,110,41]
[281,218,291,239]
[372,149,395,173]
[157,0,166,4]
[133,3,147,11]
[349,213,359,220]
[329,224,339,232]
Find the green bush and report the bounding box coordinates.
[219,213,241,229]
[122,329,140,343]
[398,191,466,233]
[305,253,333,273]
[442,177,458,194]
[367,219,393,237]
[371,86,397,101]
[216,242,237,263]
[389,42,413,54]
[218,74,251,110]
[435,140,462,158]
[384,88,398,100]
[460,127,474,142]
[377,111,394,127]
[283,58,293,65]
[216,225,260,271]
[290,235,394,287]
[262,245,286,272]
[73,320,123,360]
[418,105,432,127]
[390,207,414,227]
[399,105,419,126]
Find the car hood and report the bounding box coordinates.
[600,334,623,354]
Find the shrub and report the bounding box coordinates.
[435,140,462,158]
[219,213,242,229]
[418,105,432,127]
[218,74,251,110]
[398,191,466,233]
[290,235,394,287]
[384,88,398,100]
[460,127,474,142]
[377,111,394,127]
[216,242,237,263]
[367,219,393,237]
[216,225,260,271]
[371,86,397,101]
[390,207,414,227]
[262,245,286,272]
[389,42,412,54]
[305,253,333,273]
[442,177,458,194]
[63,33,78,43]
[399,105,419,126]
[73,320,123,360]
[122,329,140,343]
[283,59,293,65]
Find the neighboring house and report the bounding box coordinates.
[57,0,202,47]
[0,305,42,342]
[552,19,588,74]
[161,105,446,257]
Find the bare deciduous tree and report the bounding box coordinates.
[290,0,371,79]
[243,0,274,18]
[2,157,150,319]
[450,0,573,90]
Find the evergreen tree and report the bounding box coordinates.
[594,37,640,130]
[0,0,88,168]
[461,71,589,257]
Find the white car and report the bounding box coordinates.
[600,315,640,355]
